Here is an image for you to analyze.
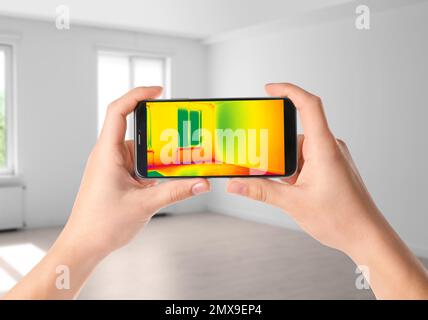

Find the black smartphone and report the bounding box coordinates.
[134,97,297,178]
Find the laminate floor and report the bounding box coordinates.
[0,212,426,299]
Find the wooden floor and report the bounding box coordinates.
[0,212,426,299]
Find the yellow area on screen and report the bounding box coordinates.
[145,99,285,177]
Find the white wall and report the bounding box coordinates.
[207,2,428,256]
[1,1,428,258]
[0,15,208,227]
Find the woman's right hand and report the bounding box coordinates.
[227,83,428,299]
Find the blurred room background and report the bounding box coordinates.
[0,0,427,299]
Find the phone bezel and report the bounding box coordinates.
[134,97,297,178]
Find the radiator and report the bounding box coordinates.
[0,186,24,230]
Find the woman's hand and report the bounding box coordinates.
[4,86,210,299]
[64,86,210,256]
[227,83,428,299]
[228,83,379,254]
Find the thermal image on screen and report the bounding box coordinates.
[145,99,285,177]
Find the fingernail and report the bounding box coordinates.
[227,182,248,196]
[192,182,209,195]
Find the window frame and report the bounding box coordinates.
[0,43,16,176]
[96,48,172,137]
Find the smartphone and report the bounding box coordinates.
[134,97,297,178]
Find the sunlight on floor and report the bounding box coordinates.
[0,268,16,292]
[0,243,46,294]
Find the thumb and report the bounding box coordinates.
[226,178,294,209]
[143,178,210,212]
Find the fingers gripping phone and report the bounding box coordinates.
[134,98,297,178]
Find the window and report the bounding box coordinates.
[0,45,14,174]
[178,108,202,148]
[97,51,170,139]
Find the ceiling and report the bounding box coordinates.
[0,0,355,39]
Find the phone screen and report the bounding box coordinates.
[137,98,295,178]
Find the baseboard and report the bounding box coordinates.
[206,204,298,230]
